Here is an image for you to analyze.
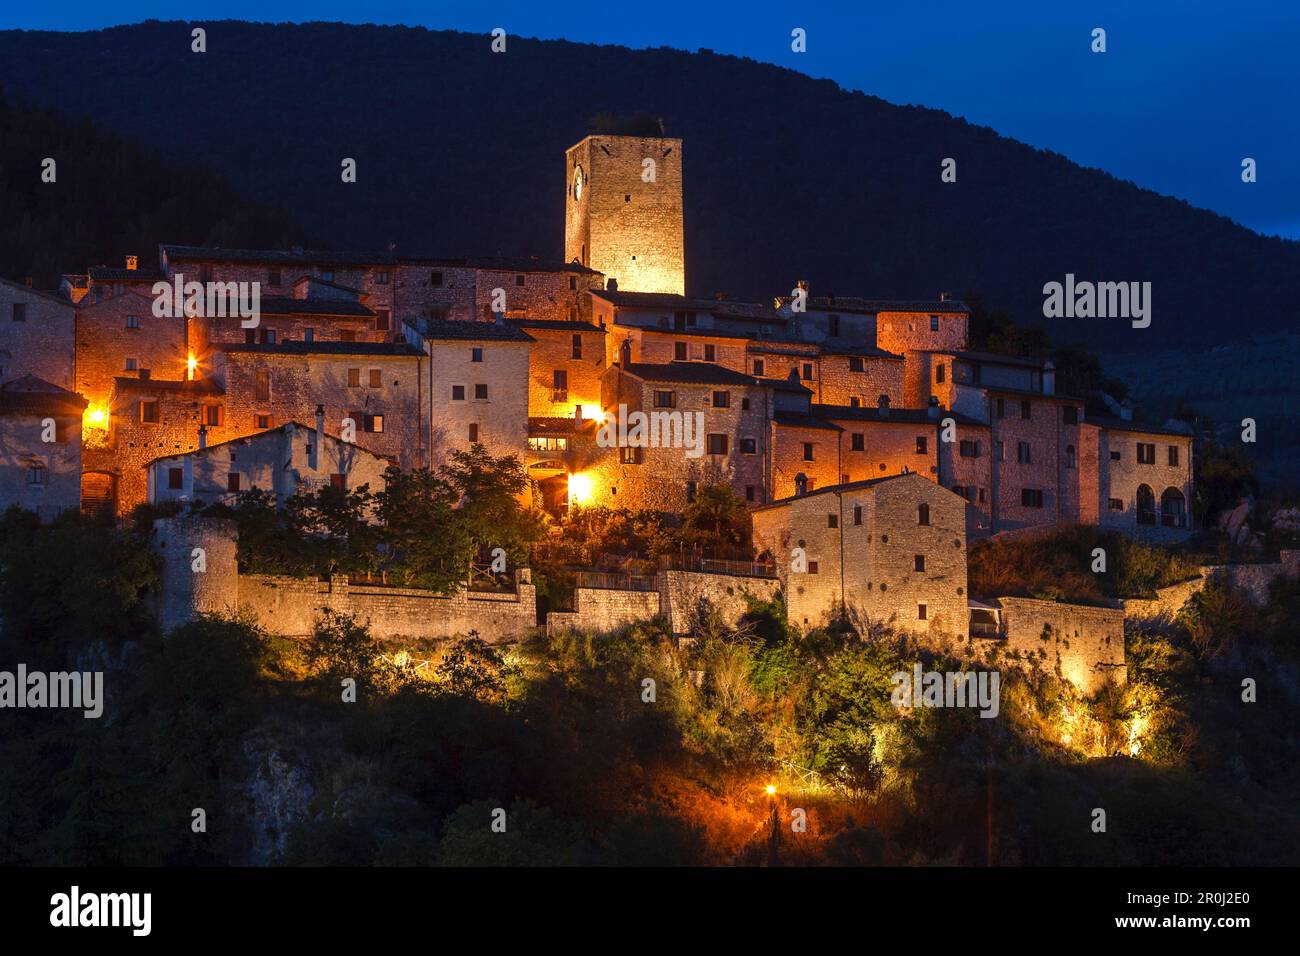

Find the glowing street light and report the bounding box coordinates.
[568,471,594,505]
[765,784,777,796]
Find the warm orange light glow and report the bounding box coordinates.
[765,784,777,796]
[568,472,595,505]
[84,403,108,428]
[186,354,199,377]
[578,403,605,423]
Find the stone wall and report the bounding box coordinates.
[659,570,781,636]
[1121,553,1300,618]
[76,291,189,402]
[0,279,75,390]
[545,586,662,636]
[994,597,1126,695]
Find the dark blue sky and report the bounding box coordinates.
[8,1,1297,238]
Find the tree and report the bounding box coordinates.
[678,484,752,557]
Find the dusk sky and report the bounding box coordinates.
[4,1,1297,239]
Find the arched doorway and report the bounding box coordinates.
[81,472,117,519]
[1136,484,1156,525]
[1160,487,1187,528]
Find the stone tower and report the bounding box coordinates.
[564,134,685,295]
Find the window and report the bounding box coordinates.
[936,363,945,384]
[515,274,525,286]
[752,359,765,376]
[1020,400,1032,420]
[376,270,390,285]
[12,303,27,322]
[451,385,466,401]
[529,436,568,452]
[431,271,443,287]
[1136,484,1156,524]
[125,357,138,372]
[740,438,757,455]
[930,315,939,332]
[828,513,838,529]
[552,369,568,401]
[126,315,140,329]
[653,390,675,409]
[1021,488,1044,508]
[468,423,479,442]
[255,413,272,429]
[1168,446,1180,466]
[204,405,222,427]
[348,368,361,387]
[959,439,980,458]
[704,344,716,362]
[918,604,928,621]
[1109,497,1124,511]
[571,335,582,359]
[258,328,277,345]
[619,446,643,465]
[707,434,729,456]
[802,363,814,380]
[1066,444,1076,468]
[685,481,697,503]
[828,315,840,337]
[851,433,865,451]
[375,310,390,332]
[254,370,270,402]
[140,400,159,424]
[168,467,183,490]
[1063,406,1079,425]
[267,269,281,286]
[304,328,315,342]
[27,464,46,485]
[569,276,577,291]
[367,369,382,388]
[914,555,926,572]
[849,357,864,373]
[918,503,930,526]
[916,436,928,454]
[741,398,750,410]
[712,390,730,408]
[853,505,863,525]
[850,397,861,408]
[1110,450,1121,461]
[1017,441,1032,464]
[364,414,384,434]
[245,329,256,344]
[1137,442,1156,465]
[995,441,1005,461]
[745,485,756,502]
[227,473,241,493]
[995,398,1005,419]
[674,342,688,361]
[474,384,489,400]
[807,561,820,575]
[802,442,814,462]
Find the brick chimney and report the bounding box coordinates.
[939,291,950,303]
[125,255,138,272]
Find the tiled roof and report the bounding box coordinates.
[528,416,599,436]
[979,384,1084,402]
[145,421,396,466]
[257,297,374,318]
[0,375,87,414]
[89,266,163,281]
[753,471,940,511]
[819,343,905,361]
[408,319,534,342]
[757,375,813,394]
[813,404,986,427]
[222,342,423,357]
[616,361,758,387]
[112,376,225,395]
[591,289,776,318]
[1085,415,1194,438]
[773,296,970,315]
[162,245,393,267]
[774,412,842,432]
[0,275,73,306]
[946,349,1043,369]
[509,318,606,334]
[408,255,601,275]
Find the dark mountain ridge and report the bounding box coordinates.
[0,20,1297,352]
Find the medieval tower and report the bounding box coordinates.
[564,134,685,295]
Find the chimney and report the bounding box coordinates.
[125,255,138,272]
[575,404,583,421]
[1119,399,1133,422]
[1043,360,1056,396]
[927,396,941,419]
[794,473,808,497]
[24,277,33,288]
[606,277,618,292]
[197,423,207,450]
[939,291,949,303]
[313,404,325,469]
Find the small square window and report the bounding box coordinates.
[228,473,241,493]
[740,438,757,455]
[918,604,928,620]
[348,368,361,387]
[140,399,159,424]
[802,442,814,462]
[828,513,838,529]
[472,347,484,363]
[752,359,765,376]
[468,423,479,443]
[12,303,27,322]
[452,385,466,401]
[707,434,729,456]
[168,467,183,490]
[515,274,525,286]
[126,315,140,329]
[914,555,926,572]
[712,390,730,408]
[431,271,443,286]
[474,383,489,400]
[255,413,272,429]
[916,436,928,454]
[369,369,382,388]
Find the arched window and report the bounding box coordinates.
[918,503,930,526]
[1160,487,1187,528]
[1066,444,1076,469]
[1136,484,1156,525]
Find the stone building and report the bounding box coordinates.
[1079,414,1194,540]
[565,133,685,295]
[0,376,86,521]
[402,318,531,470]
[146,417,391,507]
[216,341,425,470]
[75,290,189,405]
[873,300,970,355]
[0,277,76,391]
[751,472,970,637]
[509,317,607,418]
